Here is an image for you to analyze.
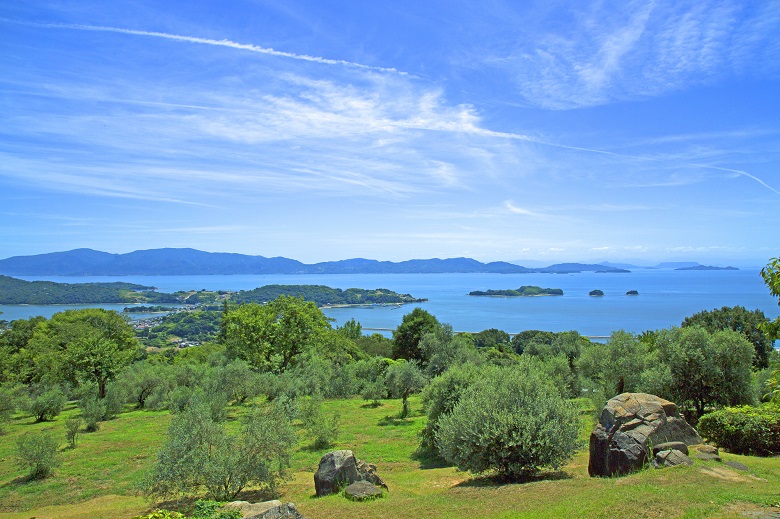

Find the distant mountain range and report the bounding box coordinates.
[0,248,735,276]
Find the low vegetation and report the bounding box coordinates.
[0,256,778,518]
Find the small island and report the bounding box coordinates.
[231,284,427,307]
[675,265,739,271]
[589,289,605,297]
[468,286,564,297]
[626,290,639,296]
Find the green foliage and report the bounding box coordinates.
[698,404,780,456]
[761,256,780,341]
[80,392,106,432]
[511,330,558,355]
[337,318,363,340]
[117,360,168,409]
[579,330,648,399]
[223,296,331,372]
[420,364,491,450]
[354,333,393,358]
[25,309,139,395]
[419,325,480,377]
[682,306,772,369]
[435,364,579,479]
[27,385,67,422]
[0,385,18,433]
[132,511,186,519]
[654,326,755,417]
[192,500,242,519]
[468,286,563,297]
[299,394,340,449]
[392,308,441,362]
[218,359,261,405]
[471,328,511,350]
[141,401,296,501]
[385,359,427,418]
[15,432,61,479]
[65,417,82,448]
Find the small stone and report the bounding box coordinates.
[344,480,384,501]
[653,441,689,456]
[652,449,693,468]
[223,500,283,518]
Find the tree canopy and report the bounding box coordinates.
[392,308,441,362]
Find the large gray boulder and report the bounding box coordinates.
[314,450,387,496]
[222,501,307,519]
[344,480,384,501]
[588,393,701,477]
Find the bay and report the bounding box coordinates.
[2,269,778,338]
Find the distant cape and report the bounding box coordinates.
[0,248,634,276]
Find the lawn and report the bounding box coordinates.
[0,396,778,519]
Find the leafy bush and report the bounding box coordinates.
[192,499,242,519]
[80,393,106,432]
[65,417,82,448]
[435,364,579,479]
[698,404,780,456]
[27,386,67,422]
[132,511,185,519]
[419,364,490,450]
[299,394,339,449]
[0,386,18,434]
[140,401,296,501]
[15,432,61,479]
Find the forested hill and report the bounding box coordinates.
[0,248,633,275]
[0,275,159,304]
[231,285,426,306]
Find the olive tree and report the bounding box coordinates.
[435,363,579,479]
[141,400,296,501]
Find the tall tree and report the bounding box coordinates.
[392,308,441,362]
[682,306,772,369]
[655,326,754,417]
[223,296,331,372]
[25,309,139,393]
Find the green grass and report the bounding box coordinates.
[1,396,779,519]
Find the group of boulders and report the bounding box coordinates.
[588,392,726,477]
[225,393,727,518]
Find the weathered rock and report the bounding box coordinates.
[223,500,283,518]
[690,444,721,462]
[356,459,388,490]
[314,450,388,496]
[250,503,307,519]
[344,480,384,501]
[588,393,701,477]
[653,441,689,456]
[652,449,694,468]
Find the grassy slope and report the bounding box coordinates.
[0,397,778,519]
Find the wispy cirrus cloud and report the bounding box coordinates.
[0,18,410,76]
[488,1,780,109]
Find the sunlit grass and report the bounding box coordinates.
[1,395,779,519]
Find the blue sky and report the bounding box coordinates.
[1,1,779,266]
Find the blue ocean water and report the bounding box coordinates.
[2,269,778,338]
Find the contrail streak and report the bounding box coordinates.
[1,19,410,76]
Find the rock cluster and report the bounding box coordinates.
[314,450,387,497]
[222,501,307,519]
[588,393,701,477]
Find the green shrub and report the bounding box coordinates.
[132,511,185,519]
[80,393,106,432]
[435,364,579,479]
[419,364,490,450]
[192,499,242,519]
[27,386,67,422]
[698,404,780,456]
[15,432,61,479]
[65,417,82,448]
[0,386,18,434]
[299,394,339,449]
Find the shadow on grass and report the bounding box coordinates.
[0,473,44,488]
[454,470,572,488]
[361,401,382,409]
[411,447,452,470]
[378,415,416,427]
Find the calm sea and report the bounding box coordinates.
[2,270,779,338]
